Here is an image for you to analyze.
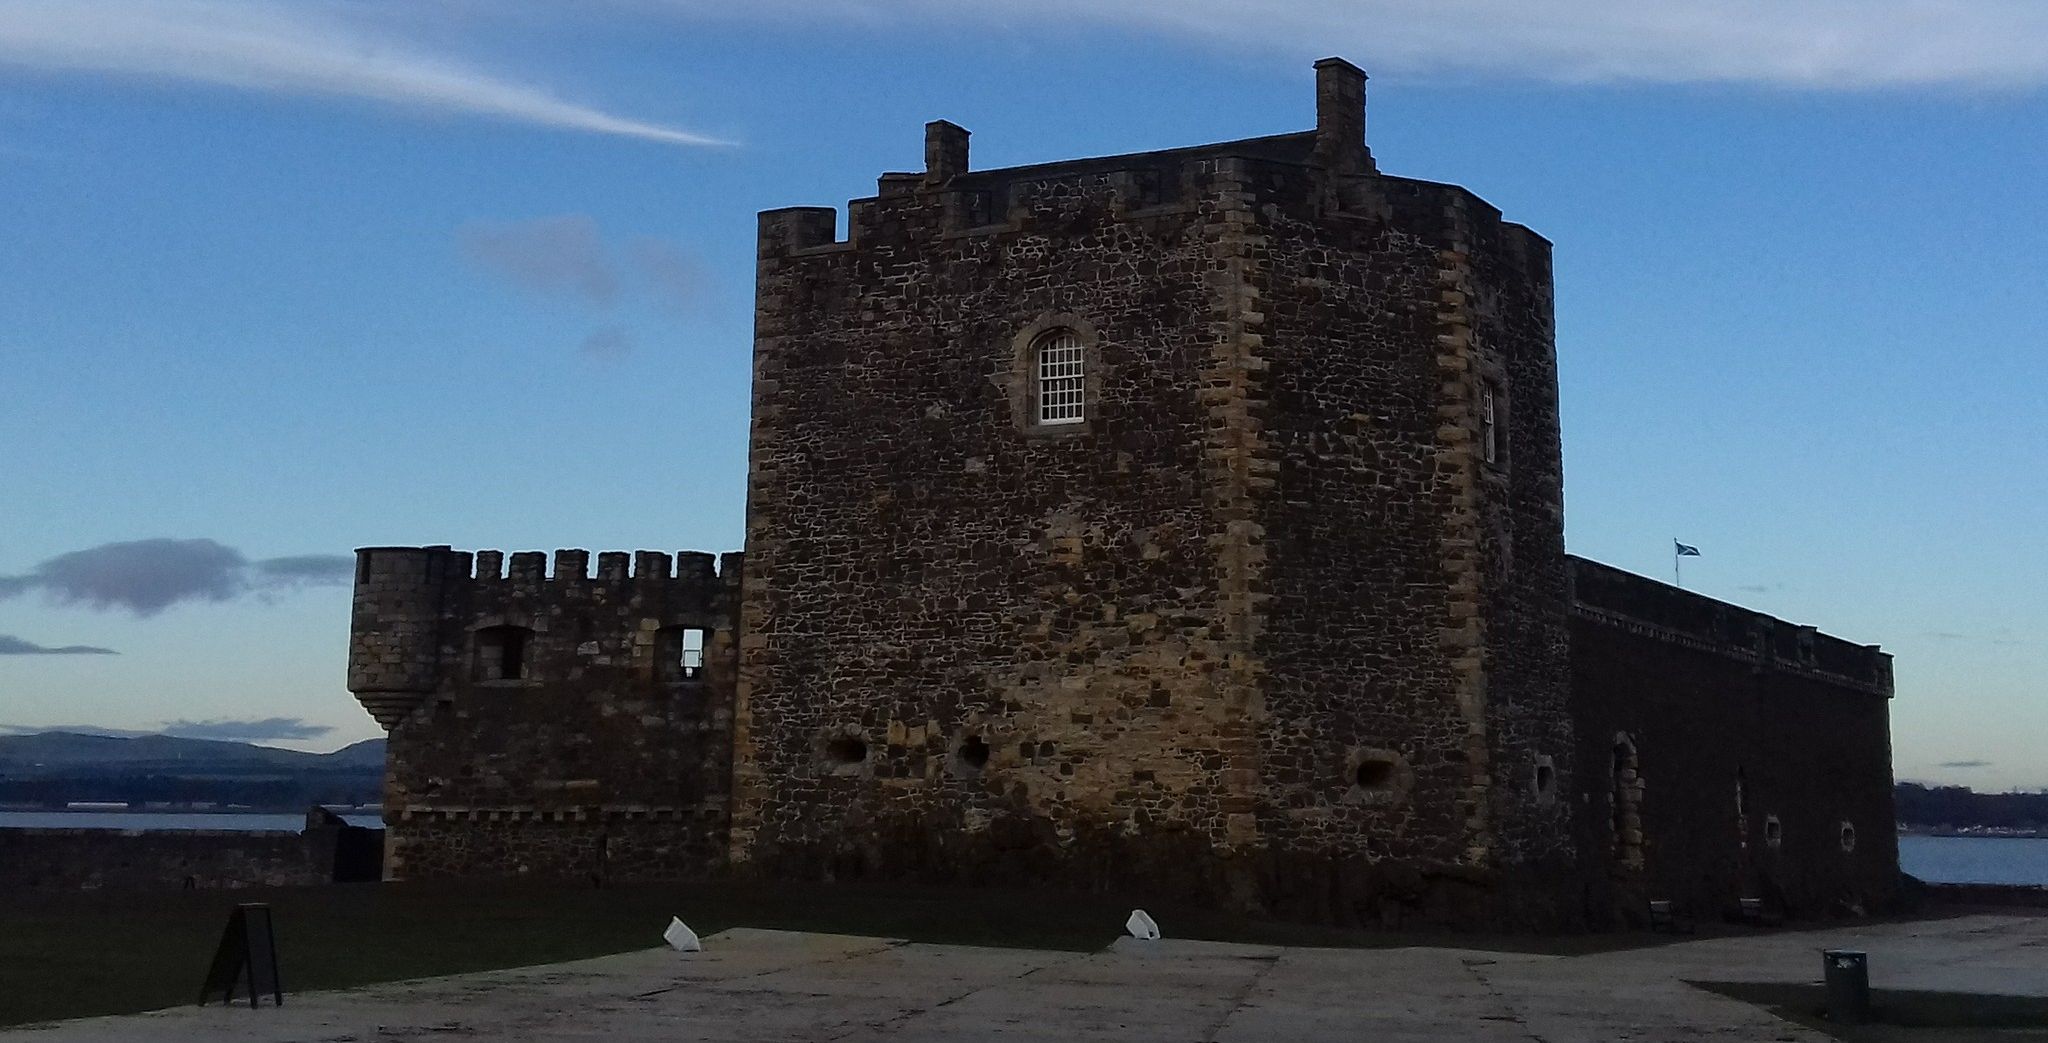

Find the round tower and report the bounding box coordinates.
[348,546,454,730]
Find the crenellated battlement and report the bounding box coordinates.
[351,541,746,881]
[347,545,744,733]
[421,547,741,585]
[756,70,1546,280]
[759,136,1312,256]
[760,60,1379,259]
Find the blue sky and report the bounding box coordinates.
[0,1,2042,789]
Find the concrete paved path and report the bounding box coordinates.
[9,915,2045,1041]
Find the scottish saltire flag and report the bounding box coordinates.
[1675,541,1701,557]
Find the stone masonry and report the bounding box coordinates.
[348,59,1898,927]
[349,546,740,881]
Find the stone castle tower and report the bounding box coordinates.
[350,59,1898,928]
[347,546,741,879]
[734,58,1576,922]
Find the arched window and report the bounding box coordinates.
[1033,329,1086,425]
[475,625,533,682]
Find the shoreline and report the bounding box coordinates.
[1900,828,2048,839]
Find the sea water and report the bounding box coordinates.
[1900,835,2048,887]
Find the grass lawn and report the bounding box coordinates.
[0,876,1667,1027]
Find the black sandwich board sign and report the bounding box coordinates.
[198,903,282,1008]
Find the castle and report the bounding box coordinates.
[348,60,1898,928]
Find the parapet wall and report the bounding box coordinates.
[0,815,380,892]
[761,132,1322,253]
[349,544,743,883]
[755,60,1534,276]
[443,547,734,584]
[758,132,1546,278]
[1567,556,1891,693]
[1566,556,1897,923]
[349,545,742,728]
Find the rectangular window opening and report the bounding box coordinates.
[658,627,710,683]
[1037,334,1086,426]
[475,625,532,682]
[680,629,705,681]
[1480,383,1503,466]
[499,630,526,680]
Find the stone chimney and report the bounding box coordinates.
[1312,58,1369,173]
[924,120,970,185]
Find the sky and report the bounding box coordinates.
[0,1,2042,789]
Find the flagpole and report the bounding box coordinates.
[1672,539,1701,588]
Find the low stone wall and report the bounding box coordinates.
[0,821,379,892]
[385,811,726,883]
[1922,881,2048,908]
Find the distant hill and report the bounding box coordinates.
[0,731,383,774]
[1896,782,2048,833]
[324,738,387,770]
[0,732,384,810]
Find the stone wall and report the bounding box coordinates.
[1240,128,1579,928]
[739,130,1260,899]
[348,546,741,881]
[732,60,1590,925]
[0,815,377,891]
[1567,557,1899,922]
[342,58,1900,930]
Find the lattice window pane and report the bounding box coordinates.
[1035,331,1086,425]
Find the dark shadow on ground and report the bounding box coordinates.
[1694,980,2048,1042]
[7,880,2021,1029]
[1,876,1703,1027]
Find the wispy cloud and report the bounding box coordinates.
[459,215,620,307]
[160,716,334,742]
[458,215,703,309]
[0,538,352,616]
[1937,759,1992,769]
[0,0,729,145]
[579,326,635,360]
[626,237,701,312]
[457,214,702,358]
[0,634,116,655]
[254,555,356,586]
[651,0,2048,89]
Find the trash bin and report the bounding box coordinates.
[1822,949,1870,1024]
